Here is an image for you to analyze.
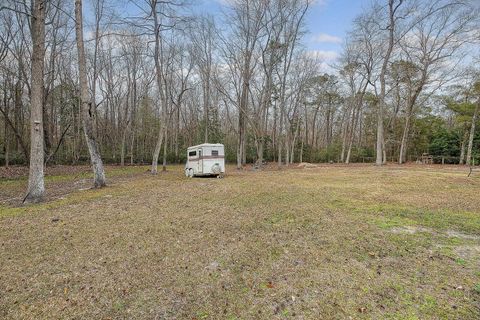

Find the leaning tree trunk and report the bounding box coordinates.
[466,101,479,166]
[75,0,106,188]
[24,0,46,204]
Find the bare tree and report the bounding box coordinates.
[274,0,309,167]
[339,19,379,164]
[190,15,216,143]
[24,0,46,203]
[398,0,477,164]
[75,0,106,187]
[223,0,268,169]
[466,81,480,165]
[148,0,184,174]
[376,0,405,165]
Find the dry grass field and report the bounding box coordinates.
[1,164,479,319]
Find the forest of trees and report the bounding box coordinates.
[0,0,479,200]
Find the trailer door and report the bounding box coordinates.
[198,149,203,174]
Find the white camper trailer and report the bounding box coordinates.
[185,143,225,178]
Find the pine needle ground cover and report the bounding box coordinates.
[1,165,479,319]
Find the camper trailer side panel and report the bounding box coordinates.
[201,145,225,175]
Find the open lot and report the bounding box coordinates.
[1,164,480,319]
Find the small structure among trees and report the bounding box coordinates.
[420,153,433,165]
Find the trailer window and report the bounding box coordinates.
[189,151,196,157]
[211,150,219,156]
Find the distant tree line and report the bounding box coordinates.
[0,0,479,201]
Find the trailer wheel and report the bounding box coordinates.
[188,169,194,178]
[212,164,222,175]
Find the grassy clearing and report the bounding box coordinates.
[0,164,479,319]
[0,165,148,208]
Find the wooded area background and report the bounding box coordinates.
[0,0,479,175]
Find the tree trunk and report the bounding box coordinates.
[130,135,136,165]
[174,103,179,162]
[257,141,264,166]
[150,0,165,174]
[238,85,247,169]
[325,102,332,146]
[376,104,385,165]
[290,120,300,164]
[162,123,168,172]
[151,128,164,174]
[3,93,9,168]
[398,106,413,164]
[75,0,106,188]
[255,89,269,167]
[239,86,248,168]
[24,0,46,203]
[300,134,304,163]
[286,137,290,166]
[120,128,127,167]
[466,101,479,166]
[130,85,137,165]
[14,64,23,155]
[340,118,348,163]
[204,80,209,143]
[277,106,284,167]
[377,0,400,166]
[346,100,361,164]
[382,138,387,165]
[272,99,277,162]
[3,79,9,167]
[459,129,468,165]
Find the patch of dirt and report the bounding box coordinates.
[297,162,318,169]
[390,226,432,234]
[455,245,480,260]
[446,230,480,240]
[390,226,480,242]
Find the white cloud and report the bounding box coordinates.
[312,33,342,44]
[319,62,335,73]
[306,50,339,73]
[307,50,339,61]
